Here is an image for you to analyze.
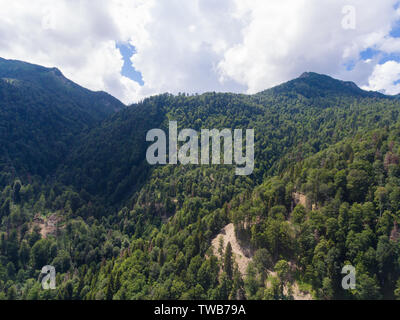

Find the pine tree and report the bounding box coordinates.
[224,242,233,280]
[105,273,114,300]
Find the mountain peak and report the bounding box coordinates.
[255,71,387,100]
[299,71,315,78]
[298,72,361,90]
[0,58,66,80]
[0,57,124,115]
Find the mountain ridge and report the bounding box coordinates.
[257,71,388,100]
[0,57,125,113]
[0,58,125,181]
[1,57,395,106]
[1,59,400,300]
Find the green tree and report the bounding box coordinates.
[224,242,234,280]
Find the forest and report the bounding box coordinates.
[1,59,400,300]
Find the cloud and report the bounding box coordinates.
[219,0,400,93]
[0,0,143,103]
[0,0,400,103]
[362,60,400,94]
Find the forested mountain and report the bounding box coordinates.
[0,58,124,183]
[1,61,400,300]
[257,71,385,100]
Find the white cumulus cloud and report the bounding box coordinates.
[1,0,400,103]
[362,60,400,94]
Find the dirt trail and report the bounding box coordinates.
[211,223,252,275]
[32,213,61,238]
[293,192,307,207]
[212,223,313,300]
[290,282,313,300]
[293,192,318,211]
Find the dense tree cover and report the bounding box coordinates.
[0,58,123,182]
[231,125,400,299]
[57,72,400,205]
[1,65,400,300]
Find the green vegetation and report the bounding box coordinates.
[0,58,124,181]
[0,59,400,300]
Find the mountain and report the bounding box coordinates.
[1,63,400,300]
[59,73,400,206]
[0,58,124,182]
[257,72,387,100]
[0,58,124,116]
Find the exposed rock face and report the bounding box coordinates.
[211,223,252,276]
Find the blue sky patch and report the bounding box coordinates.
[379,52,400,64]
[390,20,400,38]
[116,42,144,86]
[360,48,380,60]
[360,47,400,66]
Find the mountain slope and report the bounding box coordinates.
[230,124,400,299]
[1,65,400,300]
[58,74,400,207]
[256,72,387,101]
[0,58,124,182]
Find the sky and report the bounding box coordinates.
[1,0,400,104]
